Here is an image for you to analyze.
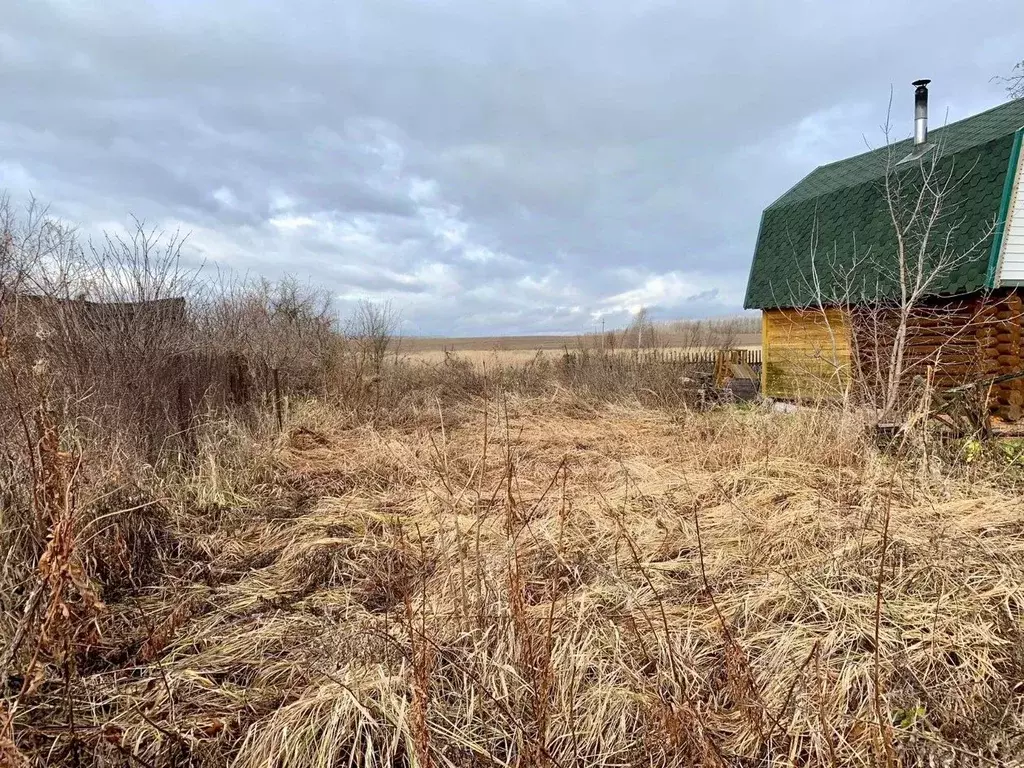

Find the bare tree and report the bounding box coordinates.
[869,104,1000,419]
[345,299,400,375]
[666,315,761,351]
[1000,60,1024,99]
[620,307,658,350]
[671,318,708,350]
[0,195,78,302]
[202,273,335,400]
[709,317,743,350]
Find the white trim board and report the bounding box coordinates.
[996,144,1024,284]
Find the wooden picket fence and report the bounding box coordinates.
[619,348,762,367]
[559,347,762,379]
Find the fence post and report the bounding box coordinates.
[273,367,283,432]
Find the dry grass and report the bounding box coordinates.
[4,391,1024,766]
[408,348,554,368]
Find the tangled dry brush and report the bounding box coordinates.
[3,385,1024,767]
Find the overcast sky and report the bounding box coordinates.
[2,1,1022,335]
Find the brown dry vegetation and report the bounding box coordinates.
[2,202,1024,767]
[6,379,1024,766]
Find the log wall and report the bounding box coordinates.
[853,290,1024,421]
[976,291,1024,421]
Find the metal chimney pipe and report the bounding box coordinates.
[913,79,930,146]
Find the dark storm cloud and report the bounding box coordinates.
[1,0,1022,334]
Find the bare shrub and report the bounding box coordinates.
[668,315,761,350]
[27,222,205,458]
[346,299,400,373]
[201,273,334,393]
[330,300,402,417]
[0,202,218,468]
[191,272,337,437]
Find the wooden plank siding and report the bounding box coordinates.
[761,308,852,399]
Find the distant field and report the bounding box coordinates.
[401,335,585,353]
[401,331,762,355]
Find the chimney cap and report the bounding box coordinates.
[912,78,931,88]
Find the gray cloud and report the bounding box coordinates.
[1,0,1022,334]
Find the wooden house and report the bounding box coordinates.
[744,82,1024,418]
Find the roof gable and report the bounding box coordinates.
[745,99,1024,309]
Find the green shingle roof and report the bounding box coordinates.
[744,99,1024,309]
